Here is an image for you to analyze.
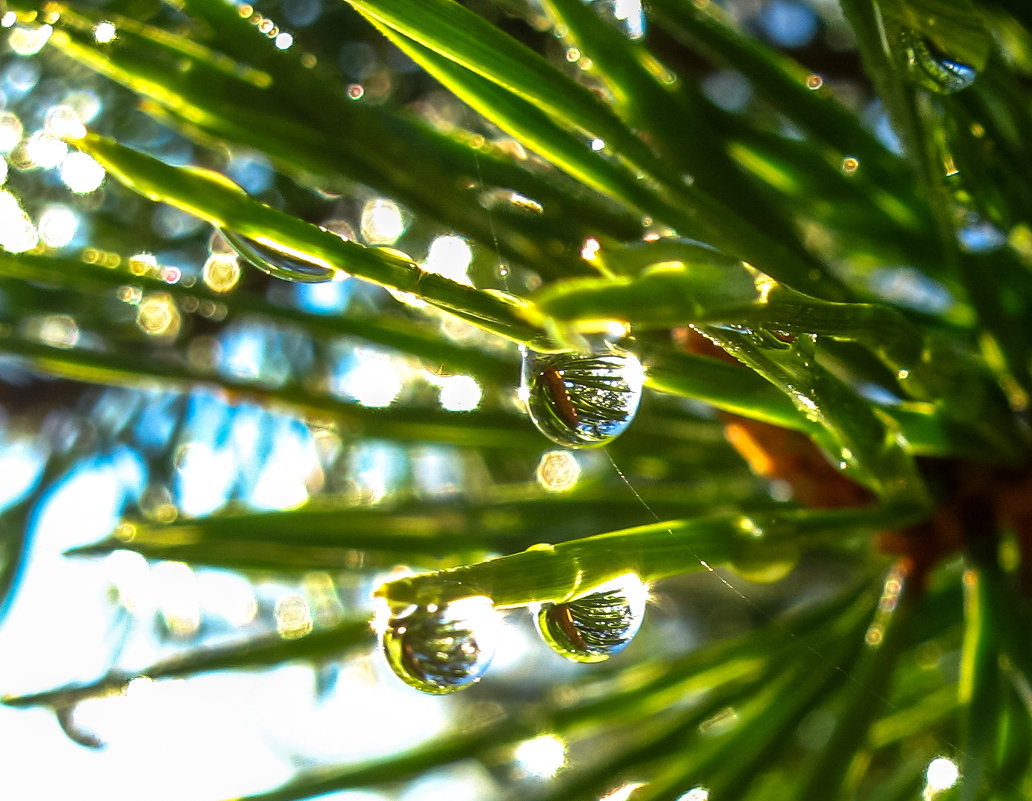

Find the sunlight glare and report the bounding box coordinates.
[340,353,403,408]
[600,782,646,801]
[360,198,406,244]
[515,735,566,777]
[93,21,118,43]
[9,24,52,56]
[425,234,473,285]
[37,204,79,248]
[925,757,959,794]
[0,190,38,252]
[437,374,482,412]
[60,150,105,193]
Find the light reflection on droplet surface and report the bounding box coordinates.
[675,787,710,801]
[425,234,473,285]
[900,30,977,94]
[380,596,501,694]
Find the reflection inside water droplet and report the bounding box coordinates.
[900,30,977,94]
[221,229,337,283]
[521,347,644,448]
[381,596,500,694]
[535,574,647,663]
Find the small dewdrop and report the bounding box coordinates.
[580,237,601,261]
[93,21,117,44]
[590,138,606,151]
[806,73,823,90]
[841,156,860,175]
[274,32,294,50]
[2,11,17,28]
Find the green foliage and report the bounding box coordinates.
[3,0,1032,799]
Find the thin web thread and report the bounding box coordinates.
[471,145,510,293]
[602,448,951,738]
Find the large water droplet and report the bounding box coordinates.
[900,29,977,94]
[521,347,644,448]
[535,574,647,663]
[221,229,337,283]
[381,596,500,694]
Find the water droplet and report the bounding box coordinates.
[520,347,644,448]
[221,229,337,283]
[535,574,647,663]
[381,596,500,694]
[728,538,800,583]
[841,156,859,175]
[805,73,823,90]
[900,29,977,94]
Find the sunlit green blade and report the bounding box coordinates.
[539,242,1028,465]
[341,0,661,172]
[354,18,663,224]
[47,2,640,276]
[66,133,549,345]
[0,250,516,385]
[539,0,811,260]
[957,549,1002,801]
[345,0,846,300]
[635,595,874,801]
[66,482,765,569]
[375,504,908,610]
[647,0,906,190]
[1,618,373,709]
[642,341,997,460]
[842,0,1032,406]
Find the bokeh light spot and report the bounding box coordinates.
[536,450,580,492]
[515,735,566,777]
[60,151,105,193]
[37,205,79,248]
[361,198,406,244]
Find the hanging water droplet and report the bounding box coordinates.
[899,29,977,94]
[520,346,644,448]
[380,596,500,694]
[535,574,647,663]
[221,229,337,283]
